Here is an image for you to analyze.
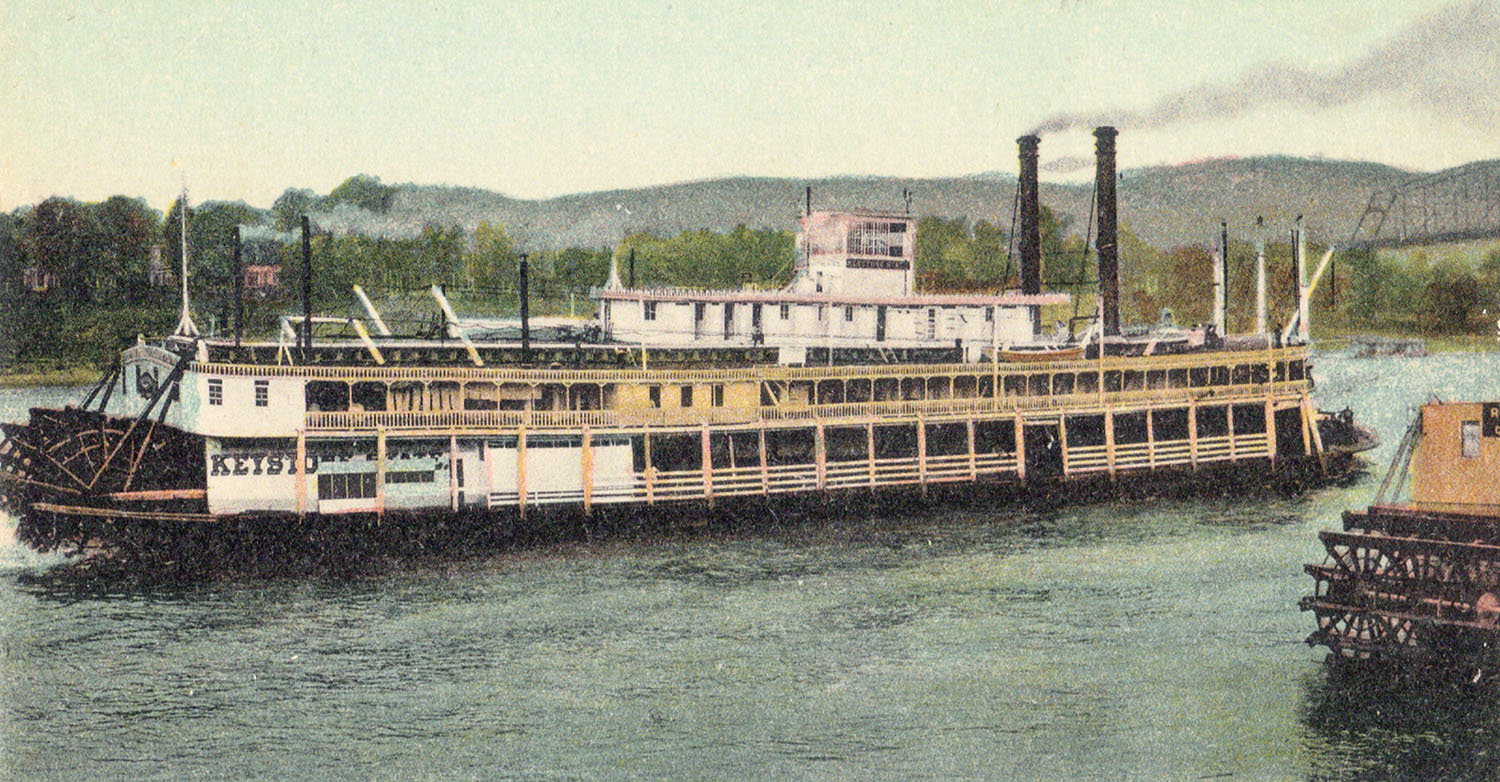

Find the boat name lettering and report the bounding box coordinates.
[1485,403,1500,438]
[210,452,304,477]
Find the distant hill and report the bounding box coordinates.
[297,156,1428,250]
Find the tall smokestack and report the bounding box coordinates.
[1094,126,1120,337]
[301,215,313,351]
[1212,223,1225,337]
[1296,216,1309,340]
[1219,221,1229,334]
[232,225,243,349]
[1017,135,1042,298]
[1255,216,1267,336]
[519,252,531,362]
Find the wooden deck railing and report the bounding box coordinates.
[194,345,1308,386]
[304,380,1308,434]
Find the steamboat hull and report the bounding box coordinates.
[2,344,1370,569]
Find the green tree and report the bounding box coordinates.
[93,196,160,299]
[270,188,321,232]
[22,197,96,303]
[326,174,396,213]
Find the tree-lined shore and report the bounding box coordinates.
[3,175,1497,386]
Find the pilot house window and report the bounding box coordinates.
[208,378,223,406]
[1463,421,1481,458]
[254,380,269,407]
[643,301,657,321]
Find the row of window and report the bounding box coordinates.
[386,470,437,484]
[646,301,990,325]
[207,378,269,407]
[648,384,725,408]
[318,472,377,500]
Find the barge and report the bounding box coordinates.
[0,128,1372,563]
[1304,401,1500,670]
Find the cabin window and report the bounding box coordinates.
[649,385,661,408]
[713,385,724,407]
[926,309,937,340]
[254,379,269,407]
[208,378,223,406]
[844,306,854,322]
[985,307,993,322]
[779,303,790,320]
[318,472,376,500]
[695,303,705,322]
[643,301,657,321]
[681,386,693,407]
[386,471,436,484]
[1463,421,1481,458]
[818,304,826,322]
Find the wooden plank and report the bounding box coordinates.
[295,431,307,517]
[449,434,459,511]
[1265,398,1277,469]
[581,426,593,513]
[644,432,655,504]
[966,419,977,481]
[34,502,216,523]
[917,416,928,494]
[815,423,827,491]
[759,423,769,496]
[1059,414,1070,475]
[106,488,207,501]
[701,423,713,503]
[1105,408,1117,477]
[376,428,386,518]
[517,425,527,520]
[1188,400,1198,470]
[1014,414,1026,483]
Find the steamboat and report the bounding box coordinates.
[0,128,1372,565]
[1304,401,1500,671]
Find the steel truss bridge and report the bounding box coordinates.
[1349,160,1500,249]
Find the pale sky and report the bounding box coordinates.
[3,0,1495,213]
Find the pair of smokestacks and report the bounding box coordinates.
[1016,127,1119,336]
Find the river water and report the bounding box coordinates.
[2,353,1498,780]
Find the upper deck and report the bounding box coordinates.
[135,340,1313,439]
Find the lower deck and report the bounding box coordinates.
[207,392,1325,517]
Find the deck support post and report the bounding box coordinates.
[815,423,827,492]
[1059,415,1070,476]
[966,419,977,481]
[1105,408,1117,478]
[1265,399,1277,469]
[376,428,386,519]
[1303,394,1326,474]
[701,423,713,505]
[295,430,307,517]
[866,422,876,492]
[1145,409,1156,470]
[517,425,527,521]
[644,431,655,505]
[1188,400,1199,471]
[1014,414,1026,483]
[917,416,928,495]
[582,426,593,514]
[1228,405,1237,460]
[1299,396,1313,458]
[758,423,769,496]
[449,434,459,511]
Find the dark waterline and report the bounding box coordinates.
[3,353,1500,780]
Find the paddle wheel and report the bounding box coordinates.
[0,362,206,557]
[1303,402,1500,669]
